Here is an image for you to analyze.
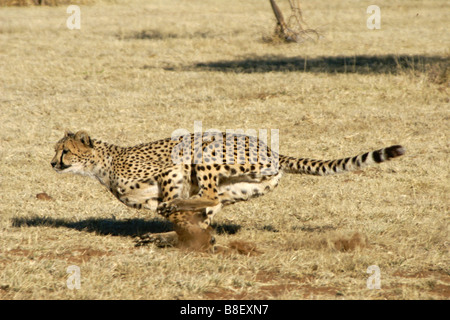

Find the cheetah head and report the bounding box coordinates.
[51,130,95,175]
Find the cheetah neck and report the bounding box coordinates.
[89,139,123,188]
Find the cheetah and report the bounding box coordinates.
[51,130,404,250]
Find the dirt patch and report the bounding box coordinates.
[392,270,450,299]
[203,286,300,300]
[299,284,339,299]
[36,192,53,201]
[203,287,248,300]
[204,270,338,299]
[7,248,34,258]
[426,283,450,298]
[393,270,450,283]
[65,248,111,264]
[203,282,339,300]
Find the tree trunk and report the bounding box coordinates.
[269,0,288,36]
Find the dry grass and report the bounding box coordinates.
[0,0,449,300]
[0,0,101,6]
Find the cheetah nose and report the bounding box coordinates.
[51,161,56,168]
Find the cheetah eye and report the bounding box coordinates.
[62,149,69,155]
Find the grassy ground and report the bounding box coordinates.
[0,0,448,300]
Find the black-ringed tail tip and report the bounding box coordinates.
[379,145,405,161]
[279,144,405,176]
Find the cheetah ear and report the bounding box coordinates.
[64,130,74,137]
[74,130,93,148]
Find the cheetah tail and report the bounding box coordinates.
[279,145,405,176]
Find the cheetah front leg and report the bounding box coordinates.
[156,198,219,216]
[135,231,179,247]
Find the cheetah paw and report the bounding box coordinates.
[156,202,178,216]
[135,231,178,247]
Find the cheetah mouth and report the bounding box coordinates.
[52,164,71,171]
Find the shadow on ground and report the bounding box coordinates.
[163,54,448,75]
[11,216,243,238]
[11,216,172,237]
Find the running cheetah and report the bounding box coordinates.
[51,130,404,249]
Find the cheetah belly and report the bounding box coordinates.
[218,171,283,205]
[118,184,160,210]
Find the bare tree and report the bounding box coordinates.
[269,0,319,43]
